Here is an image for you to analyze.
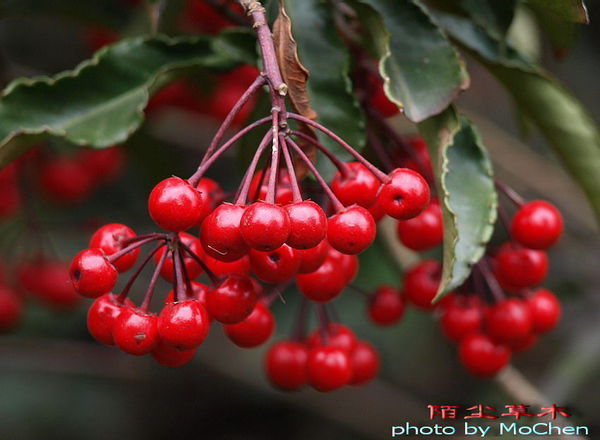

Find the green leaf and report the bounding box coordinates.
[283,0,365,178]
[437,12,600,226]
[350,0,469,122]
[460,0,517,39]
[527,4,580,57]
[0,31,256,168]
[524,0,589,23]
[419,107,497,299]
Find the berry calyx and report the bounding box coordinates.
[265,341,308,391]
[459,333,511,377]
[240,202,291,251]
[70,248,118,298]
[224,302,275,348]
[396,200,443,251]
[148,176,204,232]
[487,298,533,343]
[368,286,405,326]
[113,307,159,356]
[284,201,327,249]
[205,274,259,324]
[331,162,381,208]
[201,203,249,262]
[527,289,561,333]
[89,223,139,272]
[158,299,210,350]
[511,200,563,250]
[377,168,430,220]
[306,346,352,392]
[349,341,380,385]
[327,206,376,255]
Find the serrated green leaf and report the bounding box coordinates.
[283,0,365,179]
[525,0,589,23]
[437,12,600,226]
[350,0,469,122]
[0,31,256,168]
[460,0,517,39]
[419,107,497,299]
[527,4,580,57]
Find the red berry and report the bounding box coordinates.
[154,232,203,282]
[265,341,308,391]
[439,295,484,342]
[368,286,405,326]
[296,255,347,302]
[87,293,128,345]
[327,206,376,255]
[459,333,511,377]
[403,260,441,310]
[494,243,549,289]
[0,166,20,219]
[284,201,327,249]
[487,298,533,343]
[331,162,381,208]
[307,346,352,392]
[511,200,563,249]
[0,286,22,332]
[151,340,197,367]
[248,168,293,205]
[349,341,380,385]
[113,307,159,355]
[377,168,430,220]
[40,157,94,204]
[203,253,250,277]
[70,248,118,298]
[146,80,206,115]
[89,223,139,272]
[307,323,357,353]
[368,74,399,117]
[396,200,443,251]
[207,83,255,125]
[400,136,433,178]
[78,146,125,184]
[84,25,120,52]
[510,333,538,352]
[158,299,210,350]
[527,289,561,333]
[296,240,330,274]
[224,302,275,348]
[195,177,224,225]
[328,248,359,284]
[205,274,259,324]
[32,260,81,309]
[201,203,249,261]
[368,197,387,223]
[249,244,300,284]
[240,202,291,251]
[148,176,204,232]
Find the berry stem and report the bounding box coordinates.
[121,233,167,247]
[108,236,164,263]
[316,304,330,345]
[234,130,274,205]
[366,128,394,173]
[347,284,373,299]
[179,241,219,284]
[172,237,186,302]
[476,258,505,303]
[201,75,267,166]
[140,243,170,312]
[188,116,272,186]
[117,243,165,303]
[291,130,350,177]
[179,246,194,298]
[291,297,310,342]
[279,135,303,203]
[287,112,389,182]
[495,180,525,207]
[286,136,345,212]
[265,109,281,204]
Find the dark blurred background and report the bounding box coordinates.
[0,1,598,439]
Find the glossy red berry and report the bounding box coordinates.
[148,176,204,232]
[224,302,275,348]
[307,323,357,353]
[151,340,197,367]
[377,168,430,220]
[349,341,380,385]
[203,253,250,277]
[78,146,125,184]
[459,333,511,377]
[154,232,203,282]
[87,293,127,345]
[487,298,532,343]
[331,162,381,208]
[248,168,293,205]
[368,74,399,117]
[284,201,327,249]
[40,157,94,204]
[296,240,329,274]
[265,341,308,391]
[401,136,433,178]
[195,177,224,224]
[403,260,441,310]
[33,260,81,309]
[205,274,259,324]
[396,200,443,251]
[240,202,290,251]
[0,286,22,332]
[249,244,300,284]
[201,203,249,261]
[368,196,386,223]
[89,223,138,272]
[113,307,159,355]
[368,286,405,326]
[440,295,484,342]
[527,289,561,333]
[296,255,347,302]
[327,206,376,255]
[70,248,118,298]
[328,248,359,284]
[158,299,210,350]
[307,346,352,392]
[494,243,549,289]
[511,201,563,249]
